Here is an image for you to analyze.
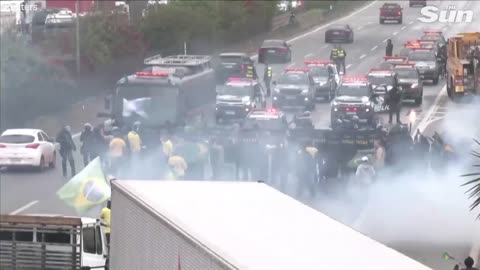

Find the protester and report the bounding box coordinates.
[100,201,111,245]
[56,125,76,178]
[80,123,94,167]
[108,128,127,175]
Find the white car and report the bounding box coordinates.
[0,129,56,171]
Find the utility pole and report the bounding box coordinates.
[75,0,80,75]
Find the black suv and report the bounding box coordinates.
[216,53,256,84]
[215,77,267,124]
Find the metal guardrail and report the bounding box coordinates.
[0,12,16,34]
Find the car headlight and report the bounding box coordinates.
[318,81,327,86]
[301,88,309,94]
[411,83,419,88]
[332,100,338,106]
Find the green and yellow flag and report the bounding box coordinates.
[57,157,111,213]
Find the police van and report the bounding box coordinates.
[215,77,267,124]
[331,76,375,127]
[367,69,400,112]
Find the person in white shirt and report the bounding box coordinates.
[355,156,376,186]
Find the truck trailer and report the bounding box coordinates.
[110,180,434,270]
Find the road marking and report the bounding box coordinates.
[370,45,378,51]
[287,62,296,68]
[250,0,379,59]
[442,26,448,31]
[346,64,352,69]
[359,54,366,59]
[409,21,413,25]
[401,26,406,30]
[393,31,398,36]
[357,26,363,30]
[413,85,447,133]
[9,200,39,215]
[304,53,313,58]
[382,38,389,43]
[366,21,373,25]
[321,44,328,49]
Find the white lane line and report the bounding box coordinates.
[366,21,373,25]
[442,26,448,31]
[346,64,352,69]
[413,85,447,133]
[393,31,398,36]
[409,21,414,25]
[401,26,407,30]
[287,62,296,68]
[382,38,389,43]
[321,44,328,49]
[250,0,379,59]
[359,54,366,59]
[357,26,364,30]
[370,45,378,51]
[9,200,40,215]
[304,53,313,58]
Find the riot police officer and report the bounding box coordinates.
[333,45,347,74]
[386,85,402,124]
[264,62,273,96]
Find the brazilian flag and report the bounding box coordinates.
[57,157,110,213]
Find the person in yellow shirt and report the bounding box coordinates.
[109,129,127,175]
[127,122,142,158]
[100,201,111,245]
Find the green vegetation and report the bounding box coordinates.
[462,139,480,219]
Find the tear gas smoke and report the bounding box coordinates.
[308,99,480,248]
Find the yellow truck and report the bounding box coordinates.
[446,32,480,100]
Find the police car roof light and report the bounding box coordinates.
[403,41,421,47]
[135,71,169,77]
[304,60,333,66]
[284,68,309,72]
[410,47,433,51]
[342,75,368,82]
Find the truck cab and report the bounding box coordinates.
[379,3,403,24]
[0,214,108,270]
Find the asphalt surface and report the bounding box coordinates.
[2,1,479,269]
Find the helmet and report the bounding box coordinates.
[361,156,369,162]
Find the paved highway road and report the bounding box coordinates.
[2,1,479,268]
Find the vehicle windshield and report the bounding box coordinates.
[382,4,400,8]
[337,84,370,97]
[220,56,243,64]
[368,75,395,85]
[218,85,253,96]
[309,67,329,77]
[408,51,436,61]
[277,73,309,85]
[245,117,286,131]
[421,35,442,42]
[262,40,283,48]
[394,68,419,79]
[0,135,35,144]
[116,84,179,127]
